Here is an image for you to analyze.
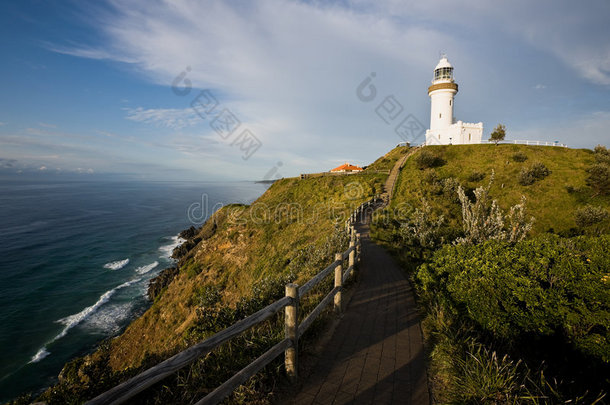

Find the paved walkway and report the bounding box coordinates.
[290,221,429,404]
[382,148,418,205]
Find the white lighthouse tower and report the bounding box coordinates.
[425,55,483,145]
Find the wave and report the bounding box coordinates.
[29,347,50,364]
[135,261,159,275]
[29,278,141,363]
[103,258,130,270]
[82,302,134,334]
[158,235,185,260]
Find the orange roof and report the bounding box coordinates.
[330,163,363,172]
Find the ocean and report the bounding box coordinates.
[0,179,269,402]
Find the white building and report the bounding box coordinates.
[425,55,483,145]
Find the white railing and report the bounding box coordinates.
[487,139,568,147]
[422,139,568,147]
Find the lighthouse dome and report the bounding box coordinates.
[435,56,453,70]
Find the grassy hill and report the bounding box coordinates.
[30,172,385,404]
[371,144,610,403]
[374,144,608,249]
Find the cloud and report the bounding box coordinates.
[365,0,610,85]
[53,0,458,169]
[38,122,57,128]
[0,122,6,126]
[41,0,609,178]
[0,158,18,168]
[124,107,202,129]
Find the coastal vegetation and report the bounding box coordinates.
[371,144,610,402]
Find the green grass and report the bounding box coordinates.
[389,144,605,236]
[365,145,410,172]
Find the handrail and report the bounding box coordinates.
[298,286,341,339]
[298,259,340,298]
[88,197,374,405]
[87,296,292,405]
[195,339,292,405]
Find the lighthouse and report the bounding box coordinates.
[425,55,483,145]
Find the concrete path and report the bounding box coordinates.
[290,221,429,404]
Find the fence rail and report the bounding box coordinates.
[87,198,374,405]
[422,139,568,147]
[487,139,568,147]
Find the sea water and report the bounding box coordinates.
[0,179,269,401]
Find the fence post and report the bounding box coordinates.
[356,233,361,262]
[334,253,342,314]
[348,238,355,272]
[285,283,299,380]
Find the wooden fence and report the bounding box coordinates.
[86,199,375,405]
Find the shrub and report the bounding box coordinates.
[417,234,610,362]
[586,163,610,196]
[467,171,486,182]
[575,205,609,232]
[594,145,610,164]
[455,172,534,245]
[401,199,445,248]
[416,149,445,169]
[441,177,461,203]
[512,152,528,162]
[519,162,551,186]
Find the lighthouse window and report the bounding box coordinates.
[439,113,442,118]
[435,67,453,80]
[449,100,452,106]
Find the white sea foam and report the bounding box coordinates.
[158,235,185,260]
[29,278,142,362]
[83,302,134,333]
[56,278,140,336]
[135,261,159,275]
[103,258,130,270]
[29,347,50,363]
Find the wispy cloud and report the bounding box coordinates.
[124,107,201,129]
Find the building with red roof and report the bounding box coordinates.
[330,163,363,173]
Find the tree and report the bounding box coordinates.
[489,123,506,145]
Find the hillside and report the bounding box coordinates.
[371,144,610,403]
[374,144,607,247]
[31,171,386,404]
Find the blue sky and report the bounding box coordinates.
[1,0,609,181]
